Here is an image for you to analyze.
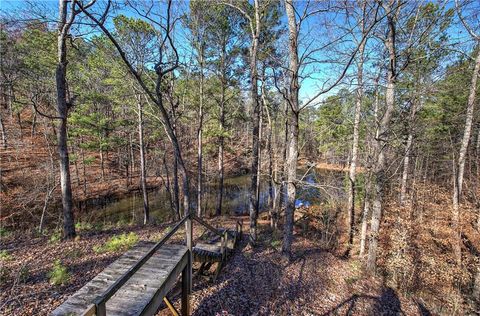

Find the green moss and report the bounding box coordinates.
[93,232,139,254]
[48,259,70,285]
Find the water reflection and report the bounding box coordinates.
[78,168,344,225]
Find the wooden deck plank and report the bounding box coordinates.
[52,242,188,316]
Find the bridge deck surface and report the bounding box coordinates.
[51,242,188,316]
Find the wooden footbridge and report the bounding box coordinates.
[52,214,242,316]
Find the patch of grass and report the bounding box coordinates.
[93,222,105,230]
[344,276,359,285]
[270,239,282,249]
[75,221,92,231]
[49,231,62,244]
[93,232,139,254]
[48,259,70,285]
[0,250,12,261]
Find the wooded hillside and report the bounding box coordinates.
[1,0,479,315]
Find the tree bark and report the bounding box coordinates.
[452,47,480,266]
[216,81,225,216]
[137,98,149,225]
[0,111,6,149]
[346,29,365,256]
[282,0,300,257]
[274,98,290,231]
[197,54,204,217]
[248,0,261,244]
[56,0,76,239]
[400,89,421,205]
[367,1,397,272]
[360,75,379,257]
[100,145,105,180]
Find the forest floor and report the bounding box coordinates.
[1,216,428,316]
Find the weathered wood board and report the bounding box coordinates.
[193,229,239,263]
[51,242,188,316]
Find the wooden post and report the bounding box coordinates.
[96,302,106,316]
[181,254,191,316]
[185,214,192,293]
[186,215,192,253]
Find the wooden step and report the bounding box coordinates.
[192,229,239,263]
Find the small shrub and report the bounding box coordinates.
[270,239,282,249]
[49,231,62,244]
[66,248,83,259]
[94,232,139,254]
[0,227,9,238]
[0,266,9,284]
[18,265,30,283]
[0,250,12,261]
[48,259,70,285]
[344,276,358,285]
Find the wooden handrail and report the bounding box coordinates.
[93,214,191,315]
[191,214,223,237]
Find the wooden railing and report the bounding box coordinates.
[85,214,192,316]
[82,213,242,316]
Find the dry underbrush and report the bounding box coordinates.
[379,183,479,315]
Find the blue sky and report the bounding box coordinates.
[1,0,476,105]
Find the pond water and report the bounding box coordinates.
[77,168,345,225]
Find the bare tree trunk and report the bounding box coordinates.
[56,0,76,239]
[0,111,6,149]
[265,103,274,209]
[173,153,180,219]
[31,106,37,139]
[197,54,204,218]
[39,182,58,234]
[400,94,420,205]
[452,48,480,266]
[71,143,80,186]
[400,132,413,204]
[138,98,149,225]
[129,133,135,179]
[346,30,365,256]
[162,149,176,220]
[367,1,397,272]
[276,98,289,228]
[99,144,105,180]
[248,0,261,244]
[359,172,372,256]
[360,73,378,257]
[216,91,225,216]
[476,127,480,230]
[7,84,13,119]
[476,126,480,181]
[282,0,300,257]
[80,138,87,195]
